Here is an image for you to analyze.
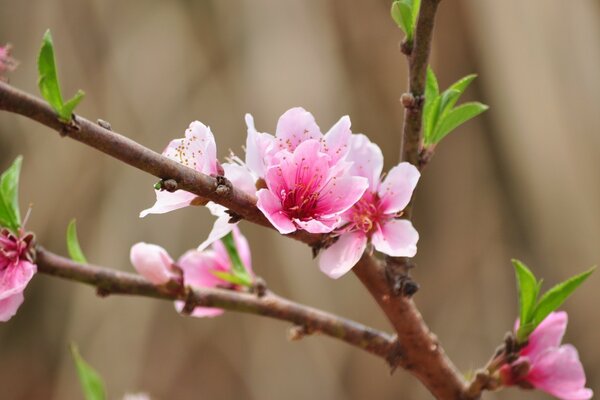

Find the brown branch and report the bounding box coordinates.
[0,81,321,247]
[401,0,441,169]
[35,247,397,360]
[0,81,472,399]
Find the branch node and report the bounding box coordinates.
[96,287,111,297]
[96,119,112,130]
[400,92,416,108]
[215,175,232,197]
[59,117,81,137]
[181,287,197,315]
[400,39,413,56]
[287,324,313,341]
[161,179,178,192]
[386,338,404,373]
[225,209,243,223]
[251,277,268,297]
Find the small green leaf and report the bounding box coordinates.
[431,102,488,144]
[446,74,477,109]
[67,219,88,264]
[532,266,595,327]
[423,96,441,145]
[391,1,414,40]
[38,30,64,115]
[0,156,23,232]
[70,343,106,400]
[422,67,440,144]
[438,89,461,116]
[37,29,84,122]
[512,260,539,331]
[61,90,85,120]
[411,0,421,27]
[220,232,253,287]
[211,270,253,287]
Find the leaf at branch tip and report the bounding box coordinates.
[61,89,85,120]
[38,30,64,115]
[67,219,88,264]
[0,156,23,232]
[431,102,488,144]
[37,29,84,122]
[70,343,106,400]
[391,1,414,40]
[446,74,477,109]
[512,259,539,330]
[422,66,440,145]
[532,266,595,327]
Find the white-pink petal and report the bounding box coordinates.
[378,162,420,214]
[323,115,351,164]
[139,190,196,218]
[0,260,36,300]
[274,107,322,152]
[347,133,384,191]
[371,219,418,257]
[244,114,275,179]
[319,232,367,279]
[130,243,176,285]
[0,292,24,322]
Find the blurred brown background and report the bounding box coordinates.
[0,0,598,399]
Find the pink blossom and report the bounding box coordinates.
[130,243,179,285]
[256,139,368,235]
[0,228,36,321]
[244,107,352,179]
[500,312,592,400]
[140,121,218,217]
[319,134,419,279]
[130,227,253,318]
[0,44,17,79]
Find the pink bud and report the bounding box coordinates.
[130,243,177,285]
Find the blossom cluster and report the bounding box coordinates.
[141,107,420,279]
[501,312,592,400]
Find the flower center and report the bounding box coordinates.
[346,192,386,236]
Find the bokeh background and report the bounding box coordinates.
[0,0,598,399]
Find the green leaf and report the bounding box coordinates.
[211,270,253,287]
[422,67,440,144]
[438,89,461,116]
[411,0,421,27]
[512,260,539,332]
[66,219,88,264]
[391,1,414,40]
[445,74,477,110]
[70,344,106,400]
[61,90,85,120]
[220,232,253,287]
[37,29,84,122]
[532,266,595,327]
[423,96,441,145]
[38,30,64,115]
[0,156,23,232]
[431,102,488,144]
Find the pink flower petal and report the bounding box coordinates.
[274,107,322,152]
[319,232,367,279]
[197,211,233,252]
[521,311,568,360]
[347,134,383,191]
[130,243,176,285]
[314,175,369,217]
[293,217,340,234]
[371,219,418,257]
[527,345,592,400]
[378,162,420,214]
[323,115,351,164]
[256,189,296,234]
[222,162,257,197]
[0,292,24,322]
[244,113,275,178]
[178,250,225,289]
[0,260,36,300]
[164,121,218,175]
[231,226,252,273]
[139,190,196,218]
[174,301,225,318]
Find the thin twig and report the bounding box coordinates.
[35,247,397,359]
